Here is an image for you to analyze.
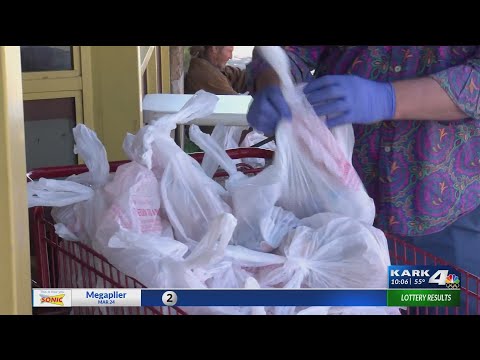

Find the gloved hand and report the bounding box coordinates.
[246,85,292,135]
[303,75,396,128]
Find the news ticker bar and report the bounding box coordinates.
[33,288,460,308]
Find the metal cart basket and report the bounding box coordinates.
[28,148,480,315]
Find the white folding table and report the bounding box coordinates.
[142,93,252,148]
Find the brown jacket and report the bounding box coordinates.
[184,57,247,95]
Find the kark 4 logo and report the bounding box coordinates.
[388,266,460,289]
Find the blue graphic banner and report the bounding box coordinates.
[141,289,387,307]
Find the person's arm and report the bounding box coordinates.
[199,66,238,95]
[392,77,468,120]
[404,47,480,121]
[223,66,247,94]
[303,47,480,128]
[204,76,238,95]
[393,46,480,121]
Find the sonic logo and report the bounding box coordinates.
[40,294,65,306]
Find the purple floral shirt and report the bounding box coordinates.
[247,46,480,236]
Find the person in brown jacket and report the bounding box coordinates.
[185,46,247,95]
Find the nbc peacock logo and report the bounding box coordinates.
[445,274,460,289]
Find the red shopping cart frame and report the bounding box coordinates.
[29,148,273,315]
[27,148,272,181]
[28,148,480,315]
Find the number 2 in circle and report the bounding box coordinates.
[161,291,177,306]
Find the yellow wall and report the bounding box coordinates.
[84,46,169,161]
[0,46,31,314]
[0,46,169,314]
[89,46,143,161]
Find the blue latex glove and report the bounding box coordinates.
[246,85,292,135]
[303,75,396,128]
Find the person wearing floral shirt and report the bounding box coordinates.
[246,46,480,312]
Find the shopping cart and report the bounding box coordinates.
[29,148,272,315]
[28,148,480,315]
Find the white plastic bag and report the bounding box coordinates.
[260,217,390,289]
[296,306,401,315]
[257,46,375,224]
[67,124,110,187]
[160,151,232,247]
[95,161,171,248]
[189,124,299,252]
[107,213,236,293]
[257,215,391,315]
[200,124,247,178]
[27,178,94,208]
[124,90,219,175]
[121,91,232,247]
[49,124,111,241]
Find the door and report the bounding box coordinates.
[21,46,88,170]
